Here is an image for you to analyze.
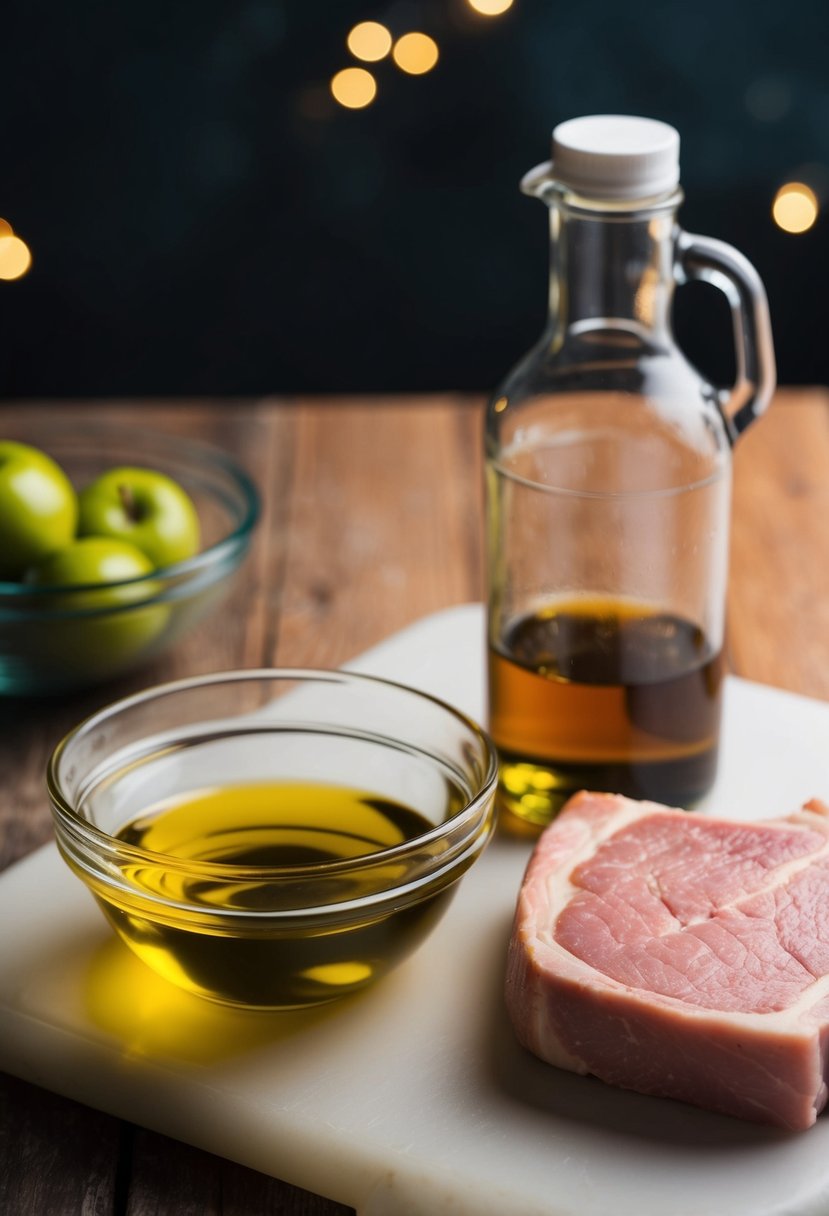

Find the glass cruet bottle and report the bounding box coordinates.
[485,114,776,827]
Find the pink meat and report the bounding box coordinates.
[505,791,829,1130]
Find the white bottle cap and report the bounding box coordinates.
[551,115,680,200]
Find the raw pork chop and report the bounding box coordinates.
[505,791,829,1129]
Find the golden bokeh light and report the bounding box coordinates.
[392,32,439,75]
[330,67,377,109]
[467,0,515,14]
[0,235,32,281]
[0,218,13,239]
[347,21,392,62]
[772,182,819,234]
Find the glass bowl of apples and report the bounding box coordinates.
[0,421,259,694]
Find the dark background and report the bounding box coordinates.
[1,0,827,399]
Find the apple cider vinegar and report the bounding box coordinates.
[90,781,465,1009]
[484,117,774,829]
[489,597,723,824]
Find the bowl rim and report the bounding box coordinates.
[0,422,260,596]
[47,666,500,888]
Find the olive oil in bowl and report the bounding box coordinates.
[88,780,467,1009]
[48,669,498,1011]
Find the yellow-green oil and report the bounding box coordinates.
[88,781,464,1009]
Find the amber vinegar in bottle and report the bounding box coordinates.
[486,116,775,825]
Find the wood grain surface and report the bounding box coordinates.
[0,391,827,1214]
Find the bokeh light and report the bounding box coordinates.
[392,33,439,75]
[0,218,13,239]
[347,21,392,62]
[330,67,377,109]
[772,183,819,234]
[0,234,32,280]
[467,0,515,14]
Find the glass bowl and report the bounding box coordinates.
[47,669,498,1010]
[0,420,259,694]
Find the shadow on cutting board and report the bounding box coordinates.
[83,936,358,1065]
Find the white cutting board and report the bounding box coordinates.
[2,604,829,1216]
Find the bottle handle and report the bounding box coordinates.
[676,231,776,441]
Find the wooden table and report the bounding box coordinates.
[1,391,828,1214]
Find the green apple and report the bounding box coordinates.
[27,537,169,676]
[0,440,78,580]
[78,466,200,568]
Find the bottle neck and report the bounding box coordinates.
[547,202,678,340]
